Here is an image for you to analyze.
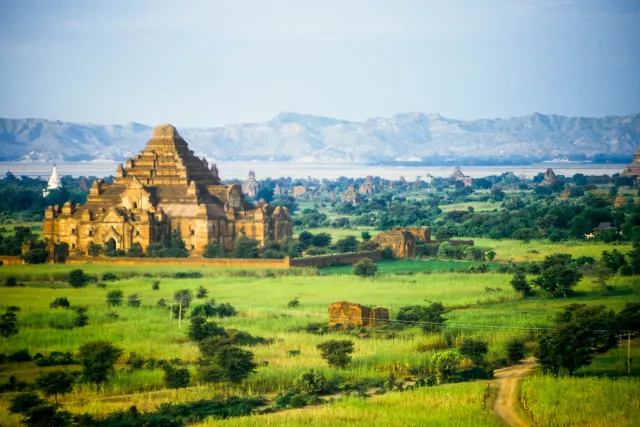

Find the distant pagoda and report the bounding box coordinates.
[43,164,61,197]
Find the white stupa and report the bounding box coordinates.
[43,164,61,197]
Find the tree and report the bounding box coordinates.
[166,232,189,258]
[353,257,378,278]
[505,338,526,364]
[163,364,190,396]
[627,239,640,275]
[106,290,124,307]
[87,243,102,257]
[298,231,314,246]
[317,340,354,369]
[9,393,72,427]
[21,249,49,264]
[188,316,228,341]
[510,268,531,296]
[232,236,259,258]
[125,242,144,258]
[196,286,208,299]
[358,240,379,251]
[535,304,617,376]
[312,233,332,247]
[336,236,358,253]
[294,369,328,395]
[458,338,488,365]
[5,276,18,287]
[127,294,141,308]
[173,289,193,311]
[432,351,460,384]
[397,302,447,333]
[78,341,123,391]
[601,249,627,273]
[68,269,88,288]
[203,242,226,258]
[533,254,582,298]
[198,345,257,383]
[582,262,613,296]
[617,302,640,333]
[360,231,372,241]
[0,305,20,338]
[35,371,74,403]
[72,307,89,327]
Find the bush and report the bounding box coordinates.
[21,249,49,264]
[353,257,378,278]
[317,340,354,369]
[287,297,300,308]
[49,297,70,309]
[173,272,202,279]
[458,338,489,365]
[294,369,331,395]
[396,302,446,333]
[106,290,124,307]
[34,351,77,367]
[453,366,494,382]
[152,280,160,290]
[5,276,18,287]
[72,307,89,327]
[7,349,32,362]
[505,338,526,364]
[196,286,208,299]
[101,272,119,281]
[188,317,228,342]
[127,294,142,308]
[68,269,89,288]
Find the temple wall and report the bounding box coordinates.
[289,251,383,267]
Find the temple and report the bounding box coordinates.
[43,164,61,197]
[622,146,640,177]
[42,125,292,257]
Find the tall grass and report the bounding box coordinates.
[522,376,640,427]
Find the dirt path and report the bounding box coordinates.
[493,358,536,427]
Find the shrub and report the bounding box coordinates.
[287,297,300,308]
[49,297,70,309]
[34,351,76,367]
[101,272,118,281]
[432,350,460,384]
[317,340,354,369]
[152,280,160,290]
[157,298,167,309]
[68,269,88,288]
[396,302,446,333]
[294,369,330,395]
[353,257,378,278]
[5,276,18,287]
[127,294,142,308]
[196,286,208,299]
[21,249,49,264]
[458,338,489,365]
[188,317,228,342]
[453,366,493,382]
[72,307,89,327]
[173,272,202,279]
[215,303,237,318]
[506,338,526,364]
[7,349,32,362]
[106,290,124,307]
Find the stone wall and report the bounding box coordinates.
[289,251,383,267]
[0,256,24,265]
[65,257,291,268]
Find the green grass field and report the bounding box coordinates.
[0,237,638,426]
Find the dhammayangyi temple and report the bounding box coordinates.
[42,124,293,256]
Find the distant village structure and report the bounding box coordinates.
[614,194,627,208]
[242,171,259,197]
[42,125,292,257]
[43,164,62,197]
[342,184,360,204]
[451,166,473,187]
[358,176,376,195]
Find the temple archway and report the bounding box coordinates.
[104,237,116,252]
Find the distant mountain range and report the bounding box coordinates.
[1,112,638,164]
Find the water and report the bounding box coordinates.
[0,161,627,181]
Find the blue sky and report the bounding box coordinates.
[0,0,638,126]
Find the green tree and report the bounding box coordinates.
[533,254,582,298]
[5,276,18,287]
[67,269,88,288]
[166,232,189,258]
[627,239,640,275]
[198,345,257,384]
[535,304,617,376]
[582,262,613,296]
[458,338,489,365]
[21,249,49,264]
[203,242,226,258]
[510,268,531,296]
[188,316,228,342]
[35,371,74,403]
[397,302,447,333]
[505,338,526,364]
[9,393,72,427]
[49,297,70,309]
[432,351,460,384]
[617,302,640,333]
[87,243,102,257]
[232,236,259,258]
[196,286,208,299]
[106,290,124,307]
[294,369,328,395]
[312,233,332,247]
[72,307,89,327]
[335,236,358,253]
[0,305,20,338]
[352,257,378,278]
[600,249,627,273]
[360,231,372,241]
[317,340,354,369]
[358,240,379,251]
[78,341,123,391]
[127,294,141,308]
[298,231,314,246]
[163,364,191,396]
[125,242,144,258]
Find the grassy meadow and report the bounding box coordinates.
[0,237,639,426]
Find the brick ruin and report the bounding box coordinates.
[328,301,389,328]
[42,124,293,257]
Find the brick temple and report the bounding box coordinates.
[42,124,292,257]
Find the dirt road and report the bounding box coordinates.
[493,358,536,427]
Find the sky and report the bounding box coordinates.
[0,0,638,127]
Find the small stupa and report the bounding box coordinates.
[43,164,61,196]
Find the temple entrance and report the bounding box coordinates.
[104,237,116,252]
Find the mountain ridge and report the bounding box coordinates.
[1,112,638,163]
